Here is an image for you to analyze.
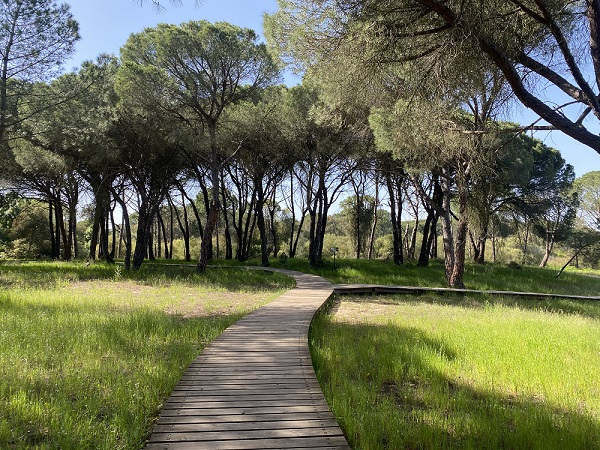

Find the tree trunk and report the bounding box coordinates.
[291,212,306,259]
[256,180,270,267]
[157,210,162,259]
[408,218,418,260]
[110,208,117,259]
[66,181,78,260]
[355,192,362,259]
[101,212,112,262]
[169,204,174,260]
[170,193,190,261]
[367,177,379,259]
[197,124,220,272]
[288,170,297,257]
[111,188,132,270]
[308,177,327,266]
[118,212,124,259]
[440,168,455,285]
[157,211,169,259]
[72,214,78,259]
[386,173,403,265]
[308,207,319,266]
[427,214,439,260]
[449,167,470,288]
[418,211,434,266]
[239,189,257,262]
[53,197,60,259]
[474,233,486,265]
[48,200,56,259]
[148,219,155,261]
[268,187,279,257]
[132,191,155,270]
[539,229,555,268]
[521,219,531,264]
[220,177,233,259]
[54,197,70,261]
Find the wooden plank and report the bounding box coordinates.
[152,418,343,434]
[166,392,325,401]
[157,413,339,425]
[148,425,344,441]
[170,388,319,396]
[181,371,307,382]
[145,435,351,449]
[163,399,332,409]
[144,269,349,449]
[173,381,322,389]
[173,380,321,388]
[157,405,334,416]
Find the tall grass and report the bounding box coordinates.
[268,257,600,296]
[0,261,293,449]
[310,295,600,449]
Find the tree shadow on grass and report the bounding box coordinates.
[311,320,600,450]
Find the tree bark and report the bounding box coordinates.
[367,177,379,260]
[197,123,220,272]
[220,177,233,259]
[449,172,469,288]
[132,193,151,270]
[268,187,279,257]
[111,188,132,270]
[256,180,270,267]
[157,210,169,259]
[54,196,70,261]
[439,168,455,285]
[385,171,403,265]
[418,212,433,266]
[48,200,56,259]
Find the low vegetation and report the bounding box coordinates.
[0,261,293,449]
[267,257,600,297]
[310,294,600,449]
[2,258,599,448]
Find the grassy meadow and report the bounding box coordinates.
[0,261,293,449]
[310,294,600,449]
[267,257,600,297]
[2,257,600,449]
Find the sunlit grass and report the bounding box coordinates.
[310,295,600,449]
[266,257,600,296]
[0,261,293,449]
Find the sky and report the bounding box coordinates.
[62,0,600,178]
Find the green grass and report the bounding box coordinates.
[0,261,294,449]
[265,257,600,296]
[310,294,600,449]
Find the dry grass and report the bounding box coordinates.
[65,280,270,318]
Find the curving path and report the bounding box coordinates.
[145,268,350,450]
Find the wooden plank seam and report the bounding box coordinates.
[144,268,351,450]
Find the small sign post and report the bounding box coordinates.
[330,247,339,270]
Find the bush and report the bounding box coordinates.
[277,250,288,265]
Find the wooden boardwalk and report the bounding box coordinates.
[333,283,600,301]
[145,269,350,450]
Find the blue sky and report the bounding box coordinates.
[64,0,279,69]
[62,0,600,177]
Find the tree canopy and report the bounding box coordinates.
[266,0,600,155]
[0,0,79,142]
